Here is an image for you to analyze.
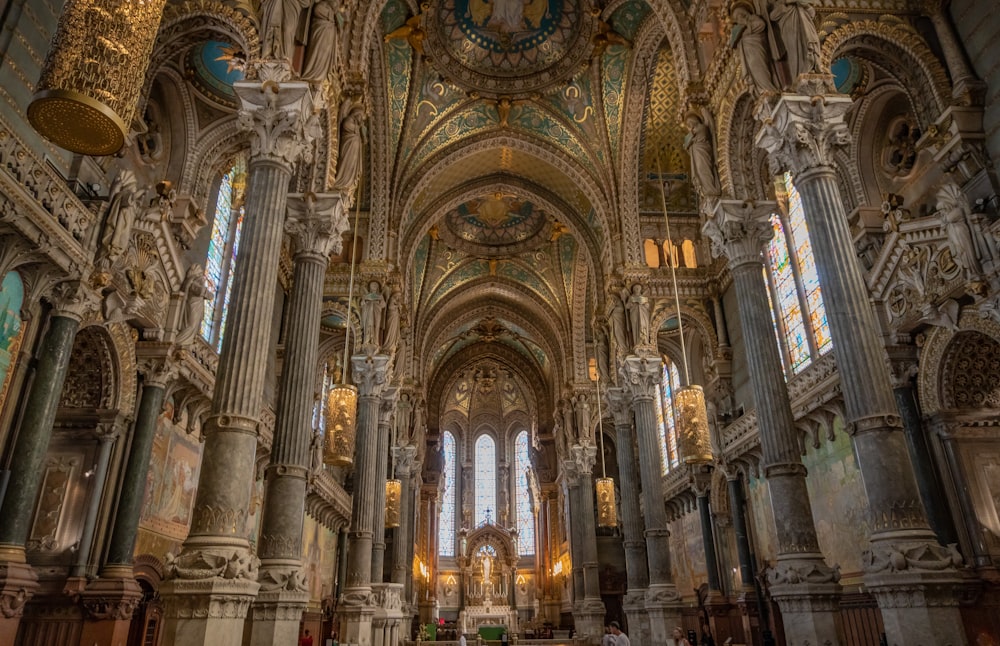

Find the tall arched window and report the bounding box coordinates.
[763,172,833,375]
[657,360,681,473]
[475,434,496,525]
[513,431,535,556]
[439,431,457,556]
[201,154,248,350]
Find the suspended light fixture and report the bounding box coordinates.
[593,372,617,528]
[656,158,713,466]
[385,478,402,528]
[28,0,168,156]
[323,167,364,466]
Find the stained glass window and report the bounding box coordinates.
[784,173,832,355]
[200,155,247,351]
[475,434,497,525]
[439,431,457,556]
[657,361,681,473]
[766,212,810,371]
[514,431,535,556]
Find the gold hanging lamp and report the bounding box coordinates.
[656,157,713,466]
[28,0,168,156]
[323,168,364,466]
[385,478,402,528]
[593,372,617,528]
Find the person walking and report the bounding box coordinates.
[610,622,630,646]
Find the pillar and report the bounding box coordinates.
[250,193,347,645]
[725,469,769,645]
[391,445,418,586]
[159,71,316,646]
[0,283,92,644]
[704,199,842,644]
[934,419,992,568]
[371,387,398,584]
[569,444,605,643]
[563,463,585,605]
[925,0,986,104]
[757,83,968,644]
[606,387,649,644]
[70,419,120,578]
[619,353,682,644]
[338,352,390,646]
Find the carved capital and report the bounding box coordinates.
[570,444,597,476]
[285,192,349,258]
[164,546,259,582]
[755,91,853,175]
[619,354,662,401]
[138,356,177,389]
[235,80,318,170]
[351,352,390,398]
[379,386,399,425]
[863,540,962,575]
[47,279,99,322]
[605,387,632,427]
[767,557,841,586]
[0,560,38,619]
[703,200,777,268]
[392,444,419,476]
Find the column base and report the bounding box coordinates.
[77,566,144,646]
[572,598,606,645]
[339,586,377,646]
[644,584,682,645]
[622,589,649,645]
[0,547,39,645]
[767,555,842,645]
[248,588,309,646]
[159,577,260,646]
[372,583,405,646]
[417,599,438,625]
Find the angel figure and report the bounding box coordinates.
[683,109,722,198]
[332,94,366,191]
[98,169,140,266]
[260,0,310,61]
[385,10,427,54]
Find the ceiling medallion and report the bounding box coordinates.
[424,0,598,98]
[443,192,549,254]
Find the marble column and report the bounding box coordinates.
[80,361,173,646]
[933,419,992,568]
[925,0,986,104]
[606,387,649,644]
[70,419,121,578]
[0,282,93,644]
[250,193,347,646]
[339,352,390,646]
[619,354,681,643]
[159,71,317,646]
[371,387,398,584]
[391,445,418,586]
[703,199,841,643]
[692,473,722,594]
[570,444,605,643]
[757,83,967,644]
[724,469,769,644]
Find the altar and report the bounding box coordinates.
[455,521,520,634]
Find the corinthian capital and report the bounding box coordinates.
[351,352,390,397]
[570,444,597,476]
[285,192,349,258]
[235,79,318,169]
[755,89,852,175]
[703,199,777,268]
[605,387,632,427]
[47,279,100,322]
[619,354,662,401]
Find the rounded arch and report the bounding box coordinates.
[59,325,123,413]
[918,311,1000,414]
[719,91,772,200]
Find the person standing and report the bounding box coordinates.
[610,621,630,646]
[602,624,616,646]
[671,626,692,646]
[299,628,314,646]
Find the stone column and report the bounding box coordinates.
[757,84,967,644]
[250,193,347,646]
[692,472,722,594]
[563,464,586,604]
[71,419,122,579]
[391,445,418,586]
[570,444,605,643]
[606,387,649,644]
[371,387,398,584]
[703,199,841,643]
[724,468,769,644]
[925,0,987,104]
[159,70,316,646]
[339,352,390,646]
[0,281,93,644]
[619,354,681,643]
[80,360,173,646]
[933,419,992,568]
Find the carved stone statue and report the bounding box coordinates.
[595,325,610,383]
[359,281,386,346]
[332,95,366,191]
[260,0,310,61]
[382,287,401,352]
[175,263,209,346]
[301,0,340,82]
[730,1,780,94]
[608,291,628,356]
[310,427,323,472]
[937,183,985,278]
[769,0,821,82]
[625,283,651,347]
[683,111,722,198]
[98,169,140,266]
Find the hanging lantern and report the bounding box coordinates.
[675,384,713,465]
[385,479,402,528]
[323,384,358,466]
[28,0,168,156]
[595,477,617,528]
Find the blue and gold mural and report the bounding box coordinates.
[0,271,24,416]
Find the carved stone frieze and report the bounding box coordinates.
[164,548,259,582]
[257,564,308,593]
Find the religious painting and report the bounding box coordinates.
[745,475,777,566]
[0,271,25,417]
[302,515,338,602]
[668,511,707,596]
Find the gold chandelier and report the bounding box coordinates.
[385,479,402,528]
[593,372,617,528]
[28,0,168,156]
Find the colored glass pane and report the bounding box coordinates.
[514,431,535,555]
[200,155,247,350]
[784,172,833,356]
[439,431,457,556]
[767,213,811,371]
[475,434,497,525]
[658,361,680,472]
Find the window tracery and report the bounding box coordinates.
[475,434,497,525]
[440,431,457,556]
[657,360,681,473]
[514,430,534,555]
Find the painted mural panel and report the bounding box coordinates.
[302,515,338,603]
[0,271,25,416]
[746,475,777,566]
[668,511,708,599]
[801,418,871,583]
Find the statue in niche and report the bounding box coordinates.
[332,94,366,191]
[301,0,341,82]
[683,110,722,198]
[175,263,210,346]
[937,182,990,279]
[730,1,780,94]
[382,287,401,352]
[396,392,412,442]
[98,169,140,267]
[625,283,651,347]
[359,281,385,347]
[769,0,820,82]
[608,290,628,357]
[260,0,310,61]
[595,325,611,383]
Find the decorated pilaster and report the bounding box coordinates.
[619,354,682,643]
[756,81,967,643]
[703,199,842,644]
[159,66,317,646]
[569,444,604,643]
[250,193,347,646]
[371,386,398,583]
[606,387,649,645]
[338,352,390,646]
[0,280,95,644]
[561,457,585,604]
